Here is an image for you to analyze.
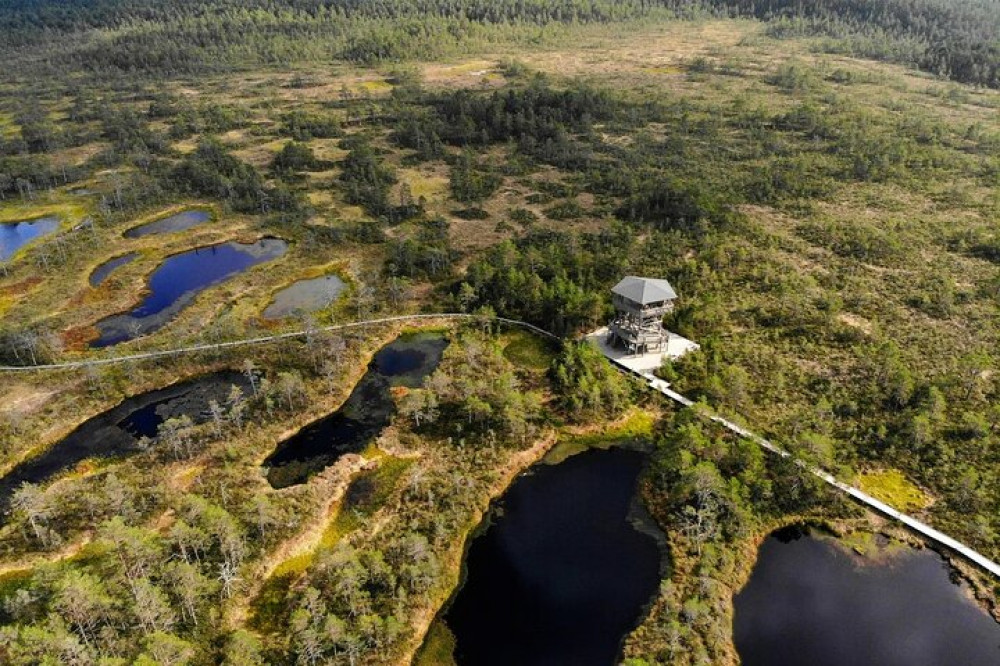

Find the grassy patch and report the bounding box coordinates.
[643,65,684,75]
[0,568,32,600]
[440,61,494,75]
[545,408,655,464]
[832,528,909,560]
[359,440,389,461]
[857,468,931,512]
[250,456,416,633]
[319,455,413,549]
[347,456,412,515]
[0,113,18,139]
[502,329,558,372]
[359,79,392,93]
[248,549,314,635]
[0,294,14,317]
[401,169,449,201]
[249,568,303,634]
[414,619,457,666]
[70,541,111,569]
[0,201,88,225]
[318,502,358,551]
[838,529,878,556]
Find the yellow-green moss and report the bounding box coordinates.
[857,468,931,512]
[545,408,655,464]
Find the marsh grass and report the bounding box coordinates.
[857,468,931,513]
[501,328,558,372]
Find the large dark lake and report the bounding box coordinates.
[734,526,1000,666]
[444,447,663,666]
[91,238,286,347]
[263,332,448,489]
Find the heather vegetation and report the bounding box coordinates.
[0,3,998,664]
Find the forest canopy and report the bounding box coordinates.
[0,0,999,662]
[0,0,997,87]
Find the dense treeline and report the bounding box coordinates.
[0,0,661,43]
[1,20,999,663]
[0,0,683,75]
[624,408,851,665]
[718,0,1000,88]
[0,326,579,664]
[459,229,625,336]
[0,0,997,87]
[171,139,305,217]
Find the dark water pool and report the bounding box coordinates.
[263,332,448,489]
[734,526,1000,666]
[0,371,251,513]
[0,217,59,262]
[89,252,139,287]
[124,210,211,238]
[91,238,287,347]
[443,447,664,666]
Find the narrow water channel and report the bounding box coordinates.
[443,447,664,666]
[263,332,448,489]
[734,525,1000,666]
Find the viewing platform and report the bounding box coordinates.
[586,325,699,376]
[589,275,699,377]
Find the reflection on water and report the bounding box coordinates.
[0,371,251,513]
[90,252,139,287]
[0,217,59,262]
[734,526,1000,666]
[124,210,211,238]
[263,332,448,488]
[445,447,664,666]
[263,275,346,319]
[91,238,287,347]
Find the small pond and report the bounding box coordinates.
[91,238,287,347]
[262,275,346,320]
[0,371,251,513]
[263,332,448,489]
[442,447,664,666]
[734,525,1000,666]
[124,209,211,238]
[0,217,59,262]
[89,252,139,287]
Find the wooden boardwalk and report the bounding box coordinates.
[3,314,998,579]
[0,314,557,372]
[635,372,1000,580]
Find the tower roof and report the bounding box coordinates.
[611,276,677,305]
